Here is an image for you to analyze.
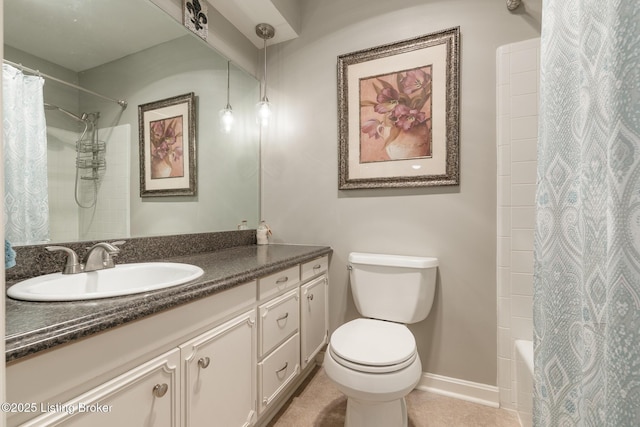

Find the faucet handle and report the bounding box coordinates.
[85,240,125,252]
[110,241,125,256]
[46,246,83,274]
[105,241,124,262]
[107,241,126,262]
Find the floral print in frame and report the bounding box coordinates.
[338,27,460,189]
[138,93,197,197]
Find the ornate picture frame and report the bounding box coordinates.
[338,27,460,189]
[138,92,197,197]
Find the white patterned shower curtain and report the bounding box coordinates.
[2,64,50,245]
[534,1,640,426]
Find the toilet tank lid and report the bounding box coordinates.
[348,252,438,268]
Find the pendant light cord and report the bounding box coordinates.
[226,61,231,108]
[255,23,274,101]
[263,37,268,101]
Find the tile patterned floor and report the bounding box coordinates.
[268,367,520,427]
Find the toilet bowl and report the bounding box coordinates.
[325,253,438,427]
[324,318,422,427]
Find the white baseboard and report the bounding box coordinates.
[416,372,500,408]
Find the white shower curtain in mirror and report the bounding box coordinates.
[2,64,50,245]
[534,1,640,426]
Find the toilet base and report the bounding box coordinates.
[345,396,408,427]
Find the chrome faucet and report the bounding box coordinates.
[83,241,124,272]
[45,246,83,274]
[46,241,125,274]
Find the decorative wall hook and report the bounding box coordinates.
[506,0,522,11]
[183,0,208,39]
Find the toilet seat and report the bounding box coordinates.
[330,318,417,374]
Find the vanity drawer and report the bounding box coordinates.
[301,255,329,282]
[258,333,300,413]
[259,288,300,357]
[259,266,300,300]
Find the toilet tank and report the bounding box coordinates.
[348,252,438,324]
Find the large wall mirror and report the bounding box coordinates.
[3,0,260,246]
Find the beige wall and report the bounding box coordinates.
[262,0,541,386]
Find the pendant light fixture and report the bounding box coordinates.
[255,23,275,127]
[219,61,234,134]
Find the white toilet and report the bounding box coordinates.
[324,252,438,427]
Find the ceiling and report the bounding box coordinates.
[4,0,300,73]
[4,0,187,72]
[208,0,300,48]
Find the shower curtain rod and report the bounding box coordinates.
[3,59,128,109]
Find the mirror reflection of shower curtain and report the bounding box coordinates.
[2,64,50,245]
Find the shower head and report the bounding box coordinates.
[44,102,89,123]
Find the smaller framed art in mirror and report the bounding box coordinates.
[138,92,197,197]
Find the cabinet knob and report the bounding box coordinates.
[152,383,168,398]
[307,293,314,301]
[276,276,289,284]
[276,312,289,322]
[198,356,211,369]
[313,264,322,270]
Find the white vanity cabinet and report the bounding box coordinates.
[21,310,258,427]
[7,252,331,427]
[20,349,181,427]
[7,280,258,427]
[180,310,257,427]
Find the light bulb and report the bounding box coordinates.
[219,105,234,134]
[256,98,271,127]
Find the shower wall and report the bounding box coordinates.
[77,124,130,241]
[47,124,130,242]
[496,38,540,411]
[47,127,80,242]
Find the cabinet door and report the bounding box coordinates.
[180,310,257,427]
[21,349,181,427]
[300,275,328,368]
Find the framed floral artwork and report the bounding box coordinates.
[338,27,460,189]
[138,93,197,197]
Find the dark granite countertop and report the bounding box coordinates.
[6,244,332,363]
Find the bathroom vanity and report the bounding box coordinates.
[5,241,331,427]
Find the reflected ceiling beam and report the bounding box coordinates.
[150,0,260,77]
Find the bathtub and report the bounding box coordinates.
[515,340,533,427]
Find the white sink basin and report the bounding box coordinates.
[7,262,205,302]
